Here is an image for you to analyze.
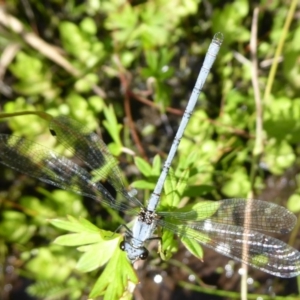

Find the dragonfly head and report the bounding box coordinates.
[120,240,149,262]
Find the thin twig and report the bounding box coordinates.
[0,43,20,80]
[241,7,261,300]
[119,71,148,161]
[129,90,183,116]
[263,0,298,101]
[251,15,264,158]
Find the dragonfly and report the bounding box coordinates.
[1,33,300,278]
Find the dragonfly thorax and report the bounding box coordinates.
[138,208,157,224]
[120,208,159,262]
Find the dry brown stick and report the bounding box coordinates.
[120,72,148,161]
[0,43,20,80]
[241,7,262,300]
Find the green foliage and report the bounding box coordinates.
[103,105,123,155]
[159,229,179,261]
[50,216,138,299]
[264,97,300,144]
[132,155,161,190]
[181,236,204,261]
[59,20,105,68]
[51,216,120,273]
[90,249,137,300]
[1,0,300,299]
[9,52,58,98]
[141,49,175,108]
[1,210,36,243]
[212,0,250,43]
[287,194,300,213]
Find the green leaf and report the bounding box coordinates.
[59,21,89,59]
[76,237,120,272]
[80,17,97,35]
[134,157,152,177]
[24,246,76,282]
[74,73,98,92]
[163,167,190,207]
[53,232,102,246]
[263,140,296,174]
[264,98,300,143]
[152,155,162,176]
[159,229,178,260]
[181,236,204,260]
[131,179,155,190]
[89,246,138,299]
[183,185,214,197]
[27,278,84,300]
[103,105,123,155]
[163,168,177,199]
[50,215,100,233]
[221,168,251,197]
[190,201,221,220]
[287,194,300,213]
[0,210,36,243]
[50,215,135,298]
[173,168,189,203]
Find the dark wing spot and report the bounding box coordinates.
[280,228,289,235]
[49,129,56,136]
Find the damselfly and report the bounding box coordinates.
[1,33,299,278]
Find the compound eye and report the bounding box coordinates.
[139,249,149,260]
[119,241,125,251]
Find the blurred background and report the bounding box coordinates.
[0,0,300,299]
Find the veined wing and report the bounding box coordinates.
[48,116,142,208]
[157,217,300,278]
[158,199,297,234]
[0,134,139,213]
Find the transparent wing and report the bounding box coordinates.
[158,199,297,234]
[158,199,300,278]
[48,116,143,208]
[0,134,139,214]
[158,218,300,277]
